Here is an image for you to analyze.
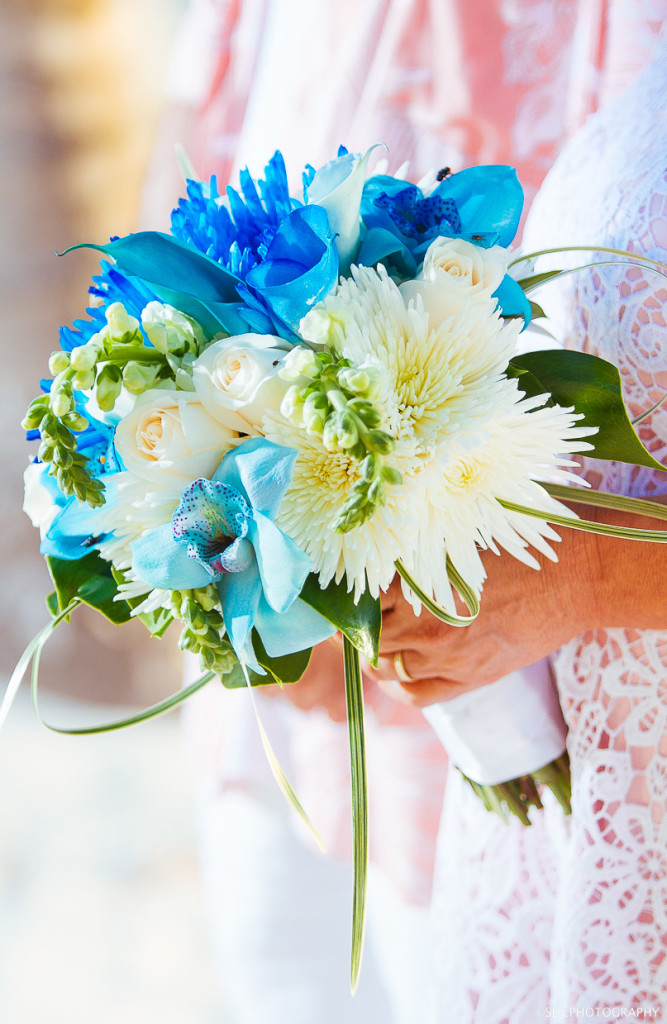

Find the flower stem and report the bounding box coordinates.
[343,636,368,994]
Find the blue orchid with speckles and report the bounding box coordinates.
[131,438,335,671]
[359,164,532,324]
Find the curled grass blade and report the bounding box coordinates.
[510,245,667,280]
[395,559,480,626]
[499,494,667,542]
[240,661,325,853]
[0,600,79,730]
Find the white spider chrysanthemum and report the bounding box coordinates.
[262,411,423,598]
[310,265,521,458]
[403,382,595,609]
[95,473,183,610]
[281,265,595,605]
[268,265,529,599]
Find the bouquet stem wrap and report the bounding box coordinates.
[422,659,567,786]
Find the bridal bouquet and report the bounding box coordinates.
[12,147,667,986]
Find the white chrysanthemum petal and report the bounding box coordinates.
[96,472,183,571]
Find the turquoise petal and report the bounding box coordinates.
[435,165,523,247]
[131,522,213,590]
[249,512,312,614]
[254,596,336,658]
[493,273,532,329]
[218,560,262,667]
[213,438,297,519]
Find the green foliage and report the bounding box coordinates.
[300,573,381,666]
[510,350,665,471]
[47,553,133,624]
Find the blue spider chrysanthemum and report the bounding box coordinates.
[59,260,158,351]
[170,152,296,277]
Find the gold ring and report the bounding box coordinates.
[393,650,414,683]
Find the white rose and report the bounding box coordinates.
[193,334,290,431]
[401,238,508,322]
[23,462,59,535]
[114,389,239,483]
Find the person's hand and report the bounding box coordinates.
[368,500,667,708]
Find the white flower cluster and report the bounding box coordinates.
[27,236,592,615]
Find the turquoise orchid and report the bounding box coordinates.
[131,438,335,670]
[359,164,532,326]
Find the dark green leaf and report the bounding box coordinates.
[300,574,381,667]
[253,632,312,684]
[515,269,564,293]
[510,350,666,471]
[46,591,59,617]
[47,553,133,624]
[529,299,546,319]
[219,635,313,689]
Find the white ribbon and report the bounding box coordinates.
[422,659,567,785]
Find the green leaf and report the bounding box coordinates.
[46,591,59,617]
[510,350,666,472]
[515,269,563,293]
[47,553,133,624]
[343,637,368,993]
[253,633,312,684]
[32,663,217,735]
[137,607,174,638]
[300,574,381,666]
[219,634,313,688]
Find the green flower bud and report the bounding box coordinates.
[106,301,140,340]
[361,454,379,481]
[141,301,202,355]
[322,416,341,452]
[337,411,359,449]
[48,351,70,375]
[302,391,329,433]
[280,385,305,425]
[348,398,382,428]
[22,399,48,430]
[51,392,73,418]
[61,411,89,432]
[52,447,73,469]
[72,369,96,391]
[365,429,395,455]
[70,343,100,372]
[279,346,321,382]
[38,440,55,462]
[368,477,386,505]
[192,587,218,613]
[95,364,122,412]
[338,367,371,395]
[381,464,402,486]
[122,361,159,395]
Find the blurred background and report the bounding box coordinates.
[1,0,223,1019]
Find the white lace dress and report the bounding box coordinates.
[429,32,667,1020]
